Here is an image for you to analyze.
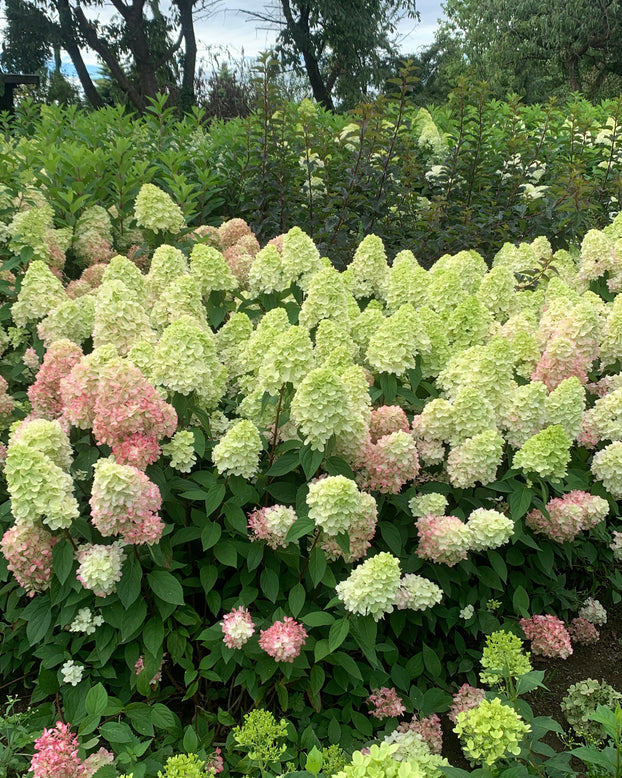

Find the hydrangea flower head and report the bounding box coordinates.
[512,425,572,481]
[157,754,206,778]
[258,617,307,662]
[526,491,608,543]
[395,574,443,611]
[134,183,185,234]
[480,630,532,686]
[367,687,405,719]
[190,243,237,295]
[92,280,154,355]
[307,475,365,535]
[579,597,607,625]
[568,617,600,644]
[257,326,314,395]
[348,234,388,299]
[466,508,514,552]
[61,660,85,686]
[416,514,471,567]
[1,522,58,596]
[520,614,573,658]
[447,429,505,489]
[298,266,352,330]
[76,542,126,597]
[409,492,448,518]
[448,684,487,725]
[90,458,163,545]
[28,339,83,419]
[247,504,297,548]
[161,429,196,473]
[592,441,622,498]
[146,244,188,301]
[11,259,66,327]
[359,431,419,494]
[38,295,95,348]
[212,419,262,479]
[335,552,401,620]
[30,721,84,778]
[454,698,530,766]
[366,304,431,376]
[222,606,255,649]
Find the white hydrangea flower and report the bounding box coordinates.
[61,660,85,686]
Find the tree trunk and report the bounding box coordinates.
[55,0,104,108]
[175,0,197,112]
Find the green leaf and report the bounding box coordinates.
[302,611,335,627]
[351,617,378,668]
[267,449,300,476]
[328,618,349,652]
[201,521,221,551]
[289,583,306,617]
[487,550,508,583]
[285,516,314,543]
[85,683,108,717]
[214,542,237,567]
[515,670,546,695]
[151,704,179,730]
[324,457,355,479]
[117,554,142,609]
[477,566,502,591]
[512,585,530,617]
[510,486,533,520]
[261,567,280,603]
[380,522,402,556]
[300,445,324,479]
[309,547,327,587]
[26,599,51,645]
[204,483,226,517]
[422,643,442,679]
[306,745,323,775]
[147,571,185,606]
[99,721,134,744]
[52,539,74,584]
[143,617,165,657]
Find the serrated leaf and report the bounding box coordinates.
[300,445,324,479]
[513,585,530,617]
[85,683,108,717]
[289,583,305,617]
[328,618,349,652]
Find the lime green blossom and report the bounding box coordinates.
[315,319,358,365]
[72,205,114,266]
[336,551,401,620]
[366,304,431,376]
[351,304,385,355]
[151,274,207,332]
[476,265,516,321]
[257,326,314,394]
[415,398,453,443]
[334,742,427,778]
[161,430,196,473]
[545,377,585,439]
[382,251,428,312]
[281,225,323,289]
[600,295,622,367]
[126,339,157,379]
[417,307,451,378]
[152,317,226,409]
[212,419,262,479]
[9,418,73,471]
[102,255,147,307]
[446,296,494,353]
[307,475,369,535]
[291,367,358,451]
[467,508,514,552]
[409,492,448,518]
[446,429,504,489]
[93,280,154,355]
[455,698,530,766]
[512,425,572,480]
[348,234,388,299]
[584,387,622,442]
[11,260,66,326]
[321,745,348,777]
[299,266,352,330]
[432,249,487,294]
[248,244,291,295]
[232,709,287,763]
[134,183,185,234]
[190,243,237,295]
[8,203,71,267]
[592,441,622,498]
[480,630,532,686]
[157,754,205,778]
[450,386,497,446]
[38,295,95,347]
[425,269,467,316]
[500,382,546,449]
[146,244,188,301]
[241,308,290,376]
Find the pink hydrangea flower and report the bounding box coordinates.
[1,522,58,596]
[258,616,307,662]
[448,683,486,724]
[30,721,84,778]
[526,490,608,543]
[369,405,411,444]
[568,617,600,645]
[247,505,297,549]
[112,433,162,471]
[396,714,443,754]
[367,687,405,719]
[359,431,419,494]
[135,654,165,685]
[520,614,573,659]
[416,514,471,566]
[28,340,83,419]
[206,747,224,775]
[221,606,255,649]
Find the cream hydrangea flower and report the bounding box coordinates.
[513,425,572,481]
[134,183,185,234]
[212,419,262,479]
[336,552,401,620]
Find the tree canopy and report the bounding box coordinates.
[437,0,622,102]
[246,0,419,109]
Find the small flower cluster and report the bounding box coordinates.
[480,630,532,686]
[454,698,530,766]
[526,490,609,542]
[568,617,600,644]
[519,614,573,659]
[448,684,487,724]
[258,616,308,662]
[336,552,401,620]
[247,505,297,549]
[61,660,84,686]
[367,686,406,719]
[76,542,126,597]
[394,714,443,754]
[221,606,255,649]
[578,597,608,625]
[69,607,104,636]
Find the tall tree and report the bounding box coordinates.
[1,0,218,111]
[439,0,622,101]
[246,0,419,109]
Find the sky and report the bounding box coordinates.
[56,0,446,72]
